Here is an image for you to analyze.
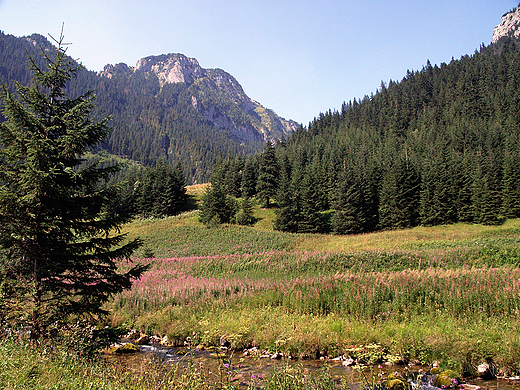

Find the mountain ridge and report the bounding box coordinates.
[0,31,298,183]
[98,52,298,144]
[493,3,520,43]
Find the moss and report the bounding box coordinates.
[384,374,411,390]
[434,370,462,389]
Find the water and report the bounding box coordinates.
[105,345,520,390]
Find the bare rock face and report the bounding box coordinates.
[133,53,298,142]
[135,54,204,85]
[98,63,130,79]
[98,52,298,143]
[493,5,520,43]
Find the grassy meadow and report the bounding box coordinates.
[106,188,520,377]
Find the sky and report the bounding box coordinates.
[0,0,518,125]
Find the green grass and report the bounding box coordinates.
[110,205,520,376]
[0,338,346,389]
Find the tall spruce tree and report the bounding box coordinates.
[273,155,300,232]
[241,157,258,198]
[332,167,366,235]
[256,140,279,208]
[298,170,326,233]
[198,183,237,226]
[0,32,146,339]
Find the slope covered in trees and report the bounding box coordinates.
[0,32,296,184]
[212,36,520,233]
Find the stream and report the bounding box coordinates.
[105,344,520,389]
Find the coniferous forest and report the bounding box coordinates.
[0,31,275,186]
[211,37,520,233]
[2,29,520,231]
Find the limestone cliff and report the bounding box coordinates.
[493,4,520,43]
[99,53,298,143]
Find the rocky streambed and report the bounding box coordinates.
[105,333,520,390]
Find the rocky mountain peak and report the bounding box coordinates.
[96,51,299,144]
[135,53,205,85]
[98,62,130,79]
[493,4,520,43]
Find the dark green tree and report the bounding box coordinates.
[472,161,500,226]
[135,161,188,218]
[0,33,146,340]
[234,196,255,226]
[273,156,300,232]
[298,170,326,233]
[241,157,258,198]
[501,142,520,218]
[256,140,279,208]
[198,184,237,226]
[332,168,366,235]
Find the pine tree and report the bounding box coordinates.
[198,184,237,226]
[298,170,326,233]
[235,196,255,226]
[256,140,279,208]
[501,143,520,218]
[273,156,300,232]
[332,168,366,235]
[241,157,258,198]
[0,32,146,340]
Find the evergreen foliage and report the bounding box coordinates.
[256,140,279,208]
[0,32,146,339]
[211,36,520,233]
[198,184,237,226]
[136,161,188,218]
[234,196,255,226]
[0,31,279,185]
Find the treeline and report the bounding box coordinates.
[118,161,190,218]
[93,157,190,219]
[0,32,264,184]
[209,37,520,233]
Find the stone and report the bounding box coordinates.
[493,5,520,43]
[125,329,140,340]
[476,363,495,379]
[219,335,230,348]
[433,370,461,389]
[270,352,282,360]
[160,335,170,347]
[105,342,139,354]
[463,385,481,390]
[135,334,150,345]
[342,358,355,367]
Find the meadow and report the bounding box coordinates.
[107,194,520,377]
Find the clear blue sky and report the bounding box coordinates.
[0,0,517,125]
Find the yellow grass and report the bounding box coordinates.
[296,219,520,252]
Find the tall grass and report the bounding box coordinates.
[0,338,347,389]
[110,215,520,375]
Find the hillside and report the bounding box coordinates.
[212,7,520,234]
[0,32,298,184]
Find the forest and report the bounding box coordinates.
[0,31,275,185]
[3,30,520,232]
[209,36,520,233]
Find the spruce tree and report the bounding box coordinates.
[198,183,236,226]
[501,143,520,218]
[332,168,366,235]
[241,157,258,198]
[256,140,278,208]
[273,156,300,232]
[0,32,146,340]
[298,170,326,233]
[235,196,255,226]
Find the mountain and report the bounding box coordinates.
[0,32,298,183]
[99,53,298,144]
[493,3,520,43]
